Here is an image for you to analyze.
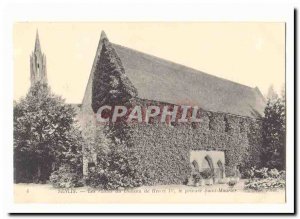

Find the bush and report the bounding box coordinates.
[225,167,236,177]
[50,164,83,188]
[14,83,83,183]
[201,169,213,179]
[244,167,285,179]
[86,145,149,190]
[252,167,269,179]
[269,168,281,178]
[244,178,285,191]
[261,95,286,170]
[228,179,238,187]
[244,167,285,191]
[192,172,203,183]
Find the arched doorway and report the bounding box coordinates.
[217,160,225,179]
[191,160,200,174]
[201,155,214,169]
[190,150,226,184]
[204,155,214,169]
[201,155,214,179]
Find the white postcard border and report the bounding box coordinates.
[0,0,295,213]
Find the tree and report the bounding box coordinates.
[261,90,286,170]
[266,85,279,101]
[87,122,148,189]
[87,142,148,190]
[14,82,83,183]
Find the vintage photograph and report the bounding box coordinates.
[13,22,286,204]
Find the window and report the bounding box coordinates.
[239,120,245,132]
[224,116,230,132]
[208,113,214,130]
[88,162,95,168]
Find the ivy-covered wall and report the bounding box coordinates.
[81,31,263,182]
[91,98,263,185]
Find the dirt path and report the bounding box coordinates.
[14,181,285,204]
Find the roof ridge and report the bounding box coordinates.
[112,43,256,91]
[254,86,267,103]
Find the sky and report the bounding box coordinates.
[14,22,285,103]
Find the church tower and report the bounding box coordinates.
[30,30,47,86]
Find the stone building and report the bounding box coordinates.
[78,31,266,184]
[29,31,266,184]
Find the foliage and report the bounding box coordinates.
[225,166,241,178]
[92,35,137,113]
[225,167,236,178]
[252,167,268,179]
[192,172,203,183]
[244,178,285,191]
[244,167,285,191]
[49,127,84,188]
[90,97,264,186]
[201,169,213,179]
[244,166,285,179]
[245,120,263,169]
[14,83,83,183]
[49,164,83,188]
[261,93,286,170]
[86,144,149,190]
[124,100,263,185]
[228,179,238,187]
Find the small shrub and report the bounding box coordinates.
[244,167,285,191]
[245,167,284,179]
[268,168,280,178]
[278,170,286,180]
[244,178,285,191]
[254,167,269,178]
[200,169,212,179]
[218,178,228,184]
[86,145,149,190]
[192,172,203,183]
[225,167,236,178]
[228,179,237,187]
[50,164,83,188]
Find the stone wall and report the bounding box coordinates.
[80,31,263,181]
[90,97,263,185]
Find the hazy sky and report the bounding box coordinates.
[14,22,285,103]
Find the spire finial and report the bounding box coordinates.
[100,30,108,41]
[35,29,41,52]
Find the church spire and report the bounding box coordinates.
[100,30,108,41]
[34,30,41,52]
[30,30,47,86]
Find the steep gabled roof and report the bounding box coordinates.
[84,31,266,118]
[112,44,266,118]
